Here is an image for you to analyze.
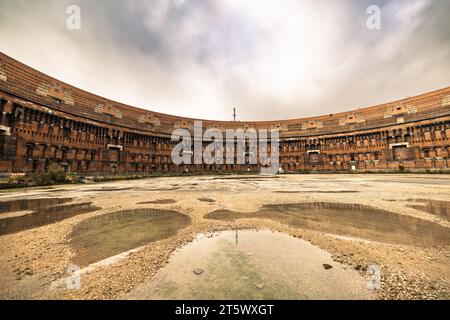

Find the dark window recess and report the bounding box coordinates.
[26,144,34,158]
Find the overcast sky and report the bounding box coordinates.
[0,0,449,121]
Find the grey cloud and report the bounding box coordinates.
[0,0,448,121]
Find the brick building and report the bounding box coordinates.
[0,52,449,174]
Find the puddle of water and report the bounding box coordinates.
[43,189,72,193]
[124,230,375,300]
[274,191,359,194]
[148,187,182,192]
[213,176,279,181]
[70,209,191,266]
[138,199,178,205]
[205,203,450,248]
[371,178,450,186]
[83,187,144,192]
[0,198,73,214]
[407,199,450,221]
[0,202,99,236]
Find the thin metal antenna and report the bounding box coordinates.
[233,107,237,175]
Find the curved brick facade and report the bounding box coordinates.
[0,52,449,174]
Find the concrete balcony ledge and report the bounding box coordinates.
[0,125,11,135]
[107,144,123,151]
[389,142,409,149]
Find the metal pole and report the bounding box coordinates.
[233,108,237,175]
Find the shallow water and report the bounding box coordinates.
[407,199,450,221]
[370,178,450,186]
[213,176,280,180]
[83,187,145,192]
[0,198,73,214]
[124,230,375,300]
[198,198,216,203]
[70,209,191,266]
[273,190,359,194]
[205,203,450,247]
[0,202,99,236]
[137,199,178,205]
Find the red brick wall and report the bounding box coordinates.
[0,53,449,174]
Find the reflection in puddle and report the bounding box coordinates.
[372,178,450,186]
[70,209,191,266]
[137,199,177,205]
[274,191,359,194]
[83,187,143,192]
[124,230,374,300]
[198,198,216,203]
[0,202,99,236]
[0,198,73,214]
[148,187,182,192]
[407,199,450,221]
[213,176,279,181]
[205,203,450,248]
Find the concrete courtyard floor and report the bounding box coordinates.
[0,174,449,300]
